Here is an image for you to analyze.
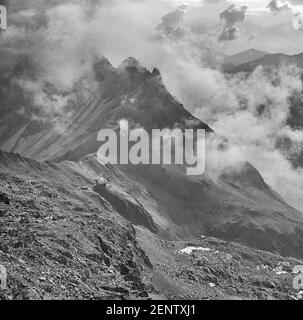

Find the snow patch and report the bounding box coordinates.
[273,266,288,275]
[180,247,212,255]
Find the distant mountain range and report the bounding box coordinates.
[225,50,303,74]
[223,49,268,72]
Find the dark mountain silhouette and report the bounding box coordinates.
[0,56,211,161]
[227,52,303,74]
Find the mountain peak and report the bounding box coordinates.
[119,57,141,69]
[118,57,149,79]
[93,56,115,81]
[118,57,163,83]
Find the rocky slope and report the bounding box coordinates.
[0,150,302,300]
[137,228,302,300]
[0,151,153,300]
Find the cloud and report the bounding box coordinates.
[218,25,239,41]
[164,57,303,210]
[267,0,303,31]
[218,4,248,41]
[155,4,188,39]
[292,11,303,30]
[267,0,290,13]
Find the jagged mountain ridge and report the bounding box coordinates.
[1,56,303,260]
[0,56,211,162]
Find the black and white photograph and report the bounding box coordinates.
[1,0,303,306]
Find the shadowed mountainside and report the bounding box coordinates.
[0,56,211,161]
[1,57,303,261]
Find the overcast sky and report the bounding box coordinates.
[3,0,303,55]
[165,0,303,54]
